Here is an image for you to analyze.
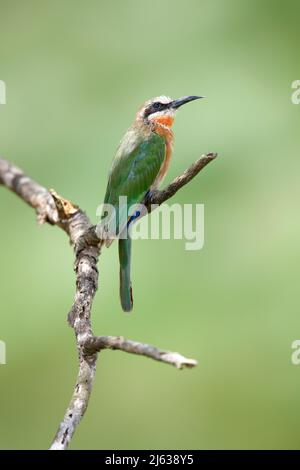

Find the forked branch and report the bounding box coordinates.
[0,152,218,450]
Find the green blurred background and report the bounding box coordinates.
[0,0,300,450]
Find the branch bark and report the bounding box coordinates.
[0,151,217,450]
[145,152,217,208]
[84,336,198,369]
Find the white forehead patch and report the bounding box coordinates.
[142,95,173,108]
[152,95,172,104]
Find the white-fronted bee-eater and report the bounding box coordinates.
[101,95,203,312]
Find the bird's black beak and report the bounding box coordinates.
[170,95,204,109]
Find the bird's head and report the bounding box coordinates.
[137,95,203,128]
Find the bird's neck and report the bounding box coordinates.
[149,120,174,188]
[152,120,174,144]
[135,117,174,145]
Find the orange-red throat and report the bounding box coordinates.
[151,114,174,188]
[152,114,174,129]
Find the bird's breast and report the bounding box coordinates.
[152,127,174,188]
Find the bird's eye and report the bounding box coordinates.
[152,102,162,111]
[144,101,165,118]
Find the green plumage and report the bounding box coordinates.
[104,131,165,216]
[103,127,166,311]
[119,237,132,312]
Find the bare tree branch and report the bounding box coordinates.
[0,157,101,450]
[0,157,59,225]
[49,208,101,450]
[0,151,217,450]
[84,336,198,369]
[145,152,218,208]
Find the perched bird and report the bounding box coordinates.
[101,95,203,312]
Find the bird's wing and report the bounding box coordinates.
[104,131,166,206]
[102,130,166,236]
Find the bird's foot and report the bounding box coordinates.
[144,189,158,204]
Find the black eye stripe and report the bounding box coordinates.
[144,101,166,118]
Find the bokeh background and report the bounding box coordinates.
[0,0,300,450]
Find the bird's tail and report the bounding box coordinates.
[119,236,133,312]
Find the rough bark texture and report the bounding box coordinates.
[84,336,198,369]
[0,151,218,450]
